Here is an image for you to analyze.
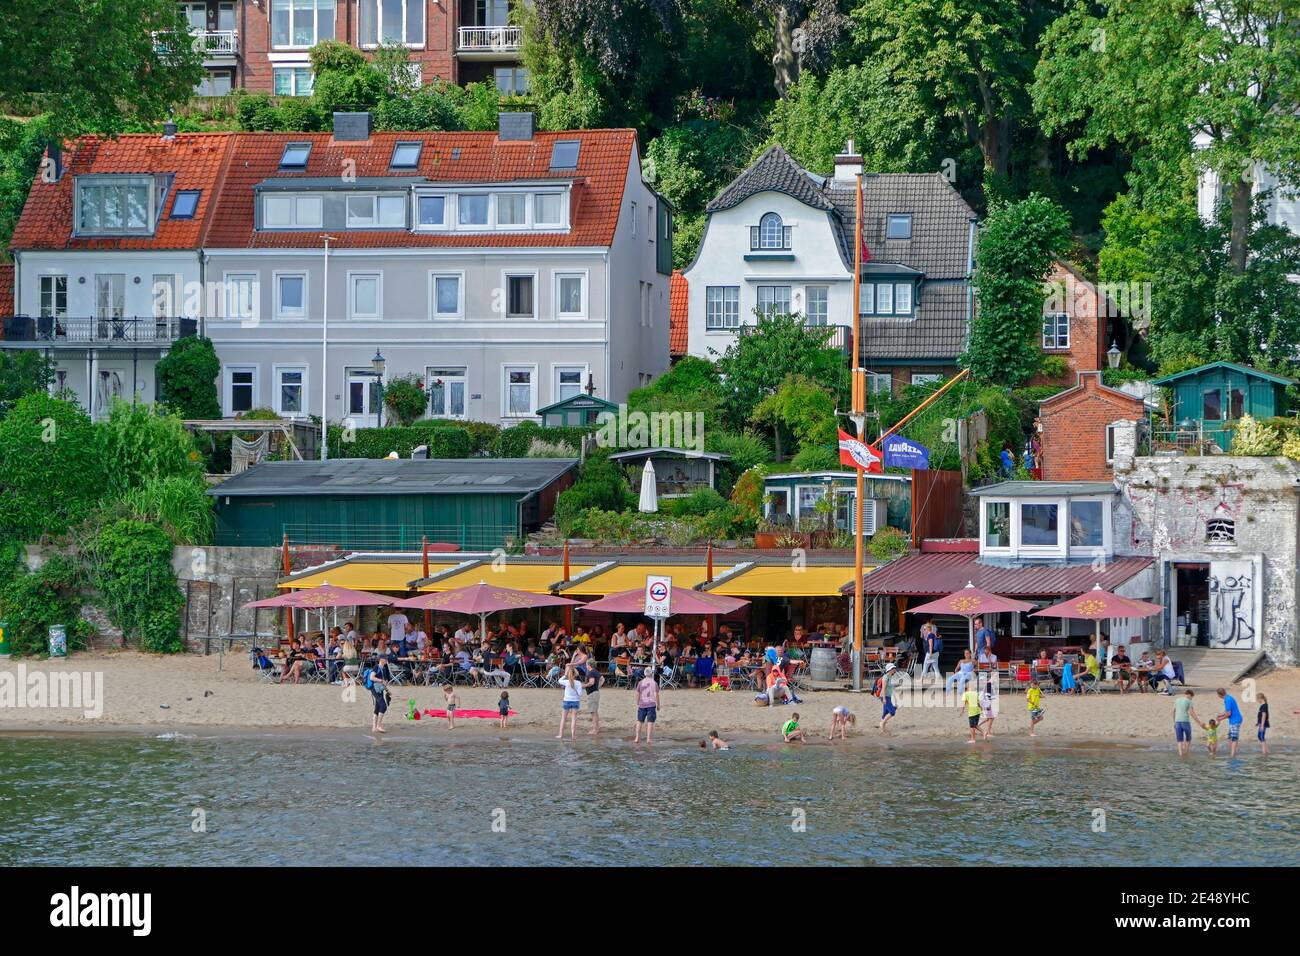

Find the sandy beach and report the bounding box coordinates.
[1,650,1295,745]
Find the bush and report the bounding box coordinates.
[790,444,838,471]
[96,399,204,496]
[0,351,54,419]
[553,449,634,533]
[0,394,105,540]
[1102,365,1152,387]
[868,526,910,562]
[119,474,215,546]
[1038,355,1071,381]
[495,422,593,458]
[0,555,92,657]
[728,465,770,522]
[157,338,221,419]
[327,424,474,459]
[526,438,579,458]
[667,488,728,517]
[1229,415,1283,456]
[382,373,427,426]
[80,518,185,653]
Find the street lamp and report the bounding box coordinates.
[371,349,386,428]
[1107,341,1122,369]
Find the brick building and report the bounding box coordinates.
[1035,260,1115,384]
[1037,371,1145,481]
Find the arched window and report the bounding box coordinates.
[758,212,787,249]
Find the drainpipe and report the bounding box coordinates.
[603,248,611,402]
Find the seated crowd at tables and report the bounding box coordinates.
[269,614,855,690]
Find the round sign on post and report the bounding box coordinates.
[644,575,673,619]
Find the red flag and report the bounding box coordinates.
[860,231,871,263]
[838,429,882,473]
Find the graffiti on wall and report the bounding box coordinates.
[1209,562,1256,648]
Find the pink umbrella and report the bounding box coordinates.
[244,583,399,609]
[905,582,1036,654]
[392,582,582,642]
[1030,584,1164,662]
[577,588,749,617]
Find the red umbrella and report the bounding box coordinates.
[1030,584,1164,661]
[905,582,1035,654]
[391,582,582,642]
[244,583,398,609]
[577,587,749,617]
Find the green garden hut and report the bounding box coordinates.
[1152,361,1294,451]
[536,393,619,428]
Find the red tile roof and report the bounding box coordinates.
[669,270,688,356]
[0,262,13,316]
[205,129,637,249]
[10,133,236,252]
[849,551,1152,598]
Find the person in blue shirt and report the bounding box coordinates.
[973,617,995,663]
[1000,444,1015,476]
[1213,687,1244,757]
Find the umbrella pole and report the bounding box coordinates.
[480,612,487,644]
[969,617,975,656]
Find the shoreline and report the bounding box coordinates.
[1,650,1294,748]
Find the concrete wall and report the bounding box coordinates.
[1114,447,1300,665]
[173,545,285,650]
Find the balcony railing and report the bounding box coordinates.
[153,29,239,57]
[1,316,199,347]
[457,25,522,53]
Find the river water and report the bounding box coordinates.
[0,733,1294,866]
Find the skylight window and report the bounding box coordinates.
[549,140,580,171]
[280,142,312,170]
[886,214,912,240]
[170,190,200,219]
[390,141,422,169]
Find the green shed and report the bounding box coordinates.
[762,471,912,534]
[210,457,578,550]
[1151,361,1294,451]
[536,393,619,428]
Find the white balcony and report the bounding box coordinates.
[153,29,239,59]
[457,25,521,56]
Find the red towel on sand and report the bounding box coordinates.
[420,709,517,719]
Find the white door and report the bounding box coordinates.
[1208,561,1258,649]
[427,367,467,419]
[346,367,382,428]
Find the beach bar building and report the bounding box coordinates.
[211,457,579,550]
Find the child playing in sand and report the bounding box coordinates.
[977,678,997,740]
[781,712,804,742]
[442,683,460,729]
[1026,681,1044,737]
[828,705,855,740]
[700,730,730,750]
[498,690,511,729]
[1205,718,1219,755]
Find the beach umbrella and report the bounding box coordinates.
[1029,584,1164,667]
[905,582,1036,655]
[638,459,659,513]
[245,583,399,639]
[391,581,582,643]
[579,587,750,678]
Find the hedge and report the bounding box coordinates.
[494,423,593,458]
[327,424,474,459]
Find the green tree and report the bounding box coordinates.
[1034,0,1300,274]
[0,1,203,138]
[96,399,204,496]
[156,336,220,419]
[715,312,848,432]
[965,194,1072,385]
[0,351,54,419]
[751,374,838,461]
[0,393,105,539]
[0,114,58,259]
[79,517,185,653]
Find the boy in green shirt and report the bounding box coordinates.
[781,712,804,742]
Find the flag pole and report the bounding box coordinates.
[852,170,865,693]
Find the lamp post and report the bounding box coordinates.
[320,234,337,461]
[370,349,386,428]
[1107,341,1122,370]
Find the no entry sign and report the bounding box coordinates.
[644,575,673,618]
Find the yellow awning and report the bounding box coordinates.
[418,563,595,594]
[706,564,863,598]
[282,562,455,591]
[564,564,735,595]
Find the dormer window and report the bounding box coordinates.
[75,176,155,236]
[279,142,311,170]
[886,214,912,240]
[751,212,791,251]
[345,194,406,228]
[860,281,915,317]
[979,490,1113,559]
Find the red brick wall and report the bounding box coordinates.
[1038,372,1144,481]
[240,0,455,93]
[1033,261,1105,386]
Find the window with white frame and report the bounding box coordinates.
[272,67,314,96]
[151,274,178,318]
[555,366,585,403]
[1068,499,1104,549]
[766,488,790,521]
[1042,311,1069,349]
[1019,501,1059,547]
[345,194,405,228]
[555,273,586,317]
[757,285,792,317]
[426,367,467,419]
[275,273,307,319]
[429,273,462,318]
[631,201,638,237]
[275,366,307,416]
[271,0,335,48]
[262,193,323,228]
[706,286,739,329]
[640,281,651,327]
[494,66,529,96]
[911,373,942,386]
[224,273,259,320]
[496,192,527,227]
[983,500,1011,549]
[534,193,564,227]
[348,272,382,319]
[39,275,67,319]
[875,282,894,316]
[867,371,893,395]
[227,366,257,414]
[76,177,154,235]
[796,485,826,519]
[506,274,534,317]
[805,286,828,325]
[346,367,382,421]
[895,282,913,315]
[752,211,791,250]
[417,194,447,228]
[503,366,536,417]
[647,204,654,242]
[1106,422,1118,464]
[95,274,125,319]
[886,214,912,240]
[359,0,424,46]
[458,193,489,226]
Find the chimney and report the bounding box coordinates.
[833,140,863,183]
[162,120,178,141]
[46,141,64,182]
[498,112,535,141]
[332,111,372,142]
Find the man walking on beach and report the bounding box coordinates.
[1213,687,1244,757]
[1173,690,1201,757]
[634,668,660,744]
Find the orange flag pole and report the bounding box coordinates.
[282,533,295,642]
[562,538,573,631]
[422,535,432,640]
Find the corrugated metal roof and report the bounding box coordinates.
[851,552,1152,597]
[970,481,1116,497]
[210,457,578,498]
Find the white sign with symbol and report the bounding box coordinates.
[644,575,672,619]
